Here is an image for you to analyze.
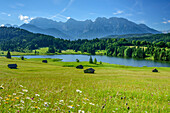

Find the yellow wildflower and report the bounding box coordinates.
[8,95,11,97]
[6,98,9,101]
[11,99,15,101]
[15,97,19,99]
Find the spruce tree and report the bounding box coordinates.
[94,58,97,64]
[6,51,11,59]
[89,56,93,64]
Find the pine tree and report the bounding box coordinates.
[6,51,11,59]
[89,56,93,64]
[94,58,97,64]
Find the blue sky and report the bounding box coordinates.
[0,0,170,31]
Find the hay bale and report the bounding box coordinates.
[8,64,17,69]
[76,65,83,69]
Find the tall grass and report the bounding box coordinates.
[0,57,169,112]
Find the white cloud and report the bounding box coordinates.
[162,20,170,24]
[113,10,123,15]
[60,0,74,14]
[51,14,71,21]
[67,17,71,19]
[18,14,33,23]
[30,17,34,20]
[24,20,29,23]
[1,12,11,16]
[50,0,74,21]
[19,15,29,21]
[1,24,5,27]
[162,21,167,24]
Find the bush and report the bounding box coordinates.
[20,56,24,60]
[76,59,80,62]
[100,61,102,64]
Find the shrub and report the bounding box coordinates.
[76,59,80,62]
[20,56,24,60]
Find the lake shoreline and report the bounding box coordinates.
[10,54,170,67]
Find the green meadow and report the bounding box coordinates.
[0,57,169,112]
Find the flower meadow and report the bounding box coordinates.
[0,57,169,112]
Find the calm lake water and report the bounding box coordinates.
[12,54,170,67]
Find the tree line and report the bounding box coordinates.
[0,27,170,61]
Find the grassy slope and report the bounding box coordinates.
[0,47,106,56]
[0,57,169,112]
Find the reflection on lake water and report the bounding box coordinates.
[13,54,170,67]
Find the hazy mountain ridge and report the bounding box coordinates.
[20,17,161,39]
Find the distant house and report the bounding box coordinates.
[76,65,84,69]
[42,60,48,63]
[8,64,17,69]
[152,68,158,72]
[84,68,95,73]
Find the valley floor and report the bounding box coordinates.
[0,57,169,112]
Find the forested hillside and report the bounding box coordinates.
[0,27,170,61]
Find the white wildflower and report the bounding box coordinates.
[78,110,85,113]
[26,97,31,100]
[44,102,49,107]
[31,100,35,103]
[35,94,40,97]
[18,92,24,95]
[69,100,73,103]
[22,89,28,92]
[19,85,23,87]
[76,89,82,93]
[0,97,3,99]
[89,103,95,105]
[59,100,64,103]
[113,111,115,112]
[13,93,16,95]
[67,105,74,109]
[82,101,86,104]
[20,100,24,103]
[0,86,4,89]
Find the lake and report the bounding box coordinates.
[12,54,170,67]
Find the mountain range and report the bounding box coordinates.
[20,17,161,40]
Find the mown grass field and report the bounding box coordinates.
[0,57,169,112]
